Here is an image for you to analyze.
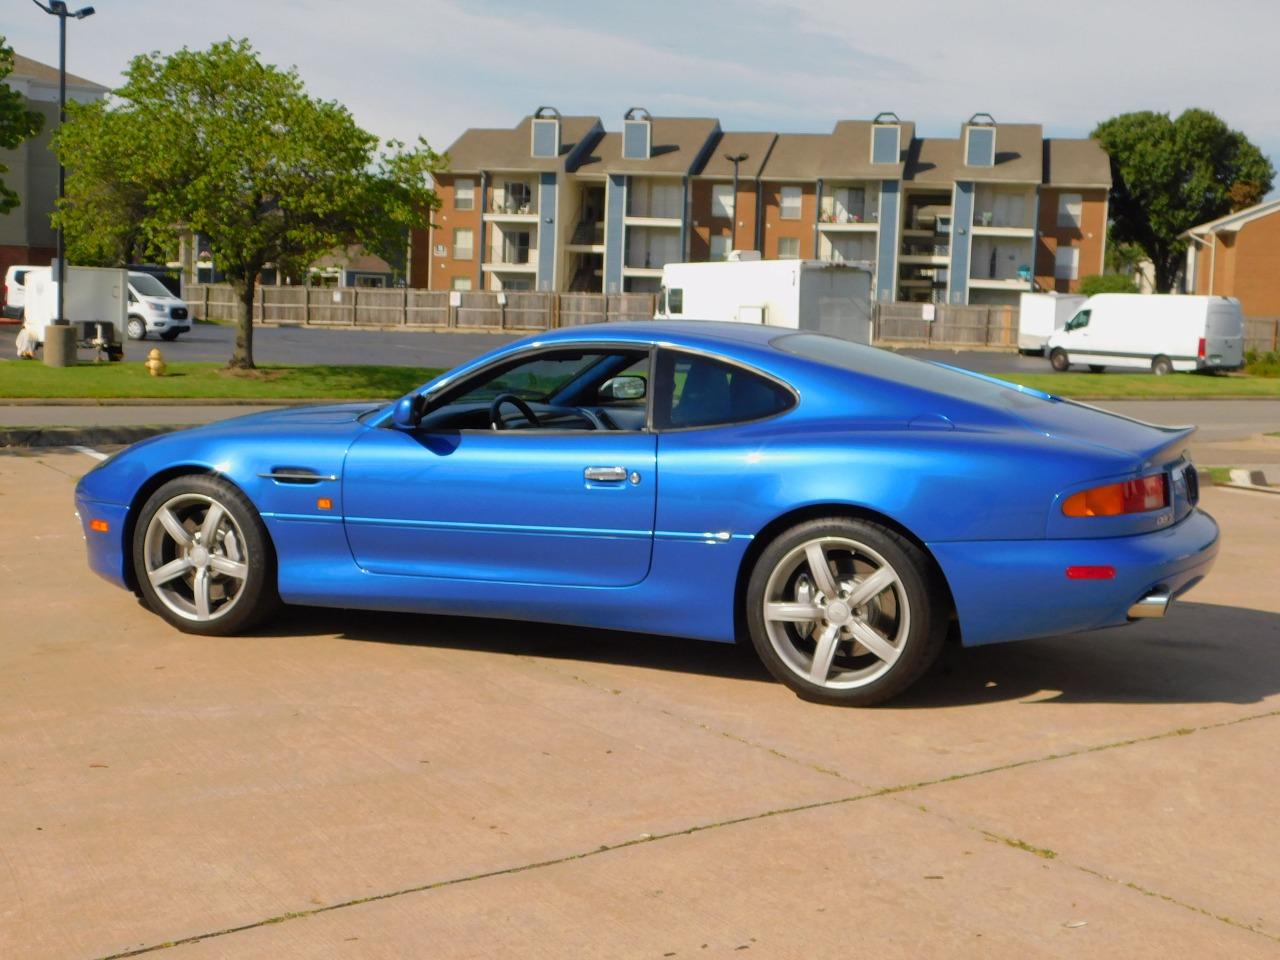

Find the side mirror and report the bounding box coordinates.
[600,375,646,401]
[391,395,420,430]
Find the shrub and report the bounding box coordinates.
[1079,274,1139,296]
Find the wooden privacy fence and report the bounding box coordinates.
[873,303,1018,348]
[185,284,658,332]
[1244,317,1280,353]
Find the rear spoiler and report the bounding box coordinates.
[1062,397,1196,468]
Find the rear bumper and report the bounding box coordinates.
[930,508,1220,647]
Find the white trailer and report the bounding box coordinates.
[21,266,128,360]
[1017,292,1086,355]
[656,257,873,343]
[1046,294,1245,375]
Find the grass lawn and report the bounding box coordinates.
[997,373,1280,399]
[0,361,442,400]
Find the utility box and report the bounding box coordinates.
[656,258,874,343]
[22,266,128,350]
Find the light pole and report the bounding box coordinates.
[31,0,95,330]
[724,153,748,252]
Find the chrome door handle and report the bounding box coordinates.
[584,466,627,482]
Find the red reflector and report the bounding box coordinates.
[89,519,110,533]
[1066,565,1116,580]
[1197,337,1206,359]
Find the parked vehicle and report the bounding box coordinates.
[126,271,192,341]
[3,265,35,320]
[21,265,128,360]
[656,257,873,343]
[1017,291,1086,355]
[76,322,1218,706]
[1046,294,1245,374]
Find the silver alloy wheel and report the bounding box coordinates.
[142,493,250,622]
[761,536,910,690]
[127,317,146,340]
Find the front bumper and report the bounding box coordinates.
[930,508,1220,647]
[75,494,132,589]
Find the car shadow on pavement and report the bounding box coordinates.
[263,600,1280,708]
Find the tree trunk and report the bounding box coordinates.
[229,275,256,369]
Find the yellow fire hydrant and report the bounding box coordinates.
[145,347,167,377]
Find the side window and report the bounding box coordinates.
[1066,309,1090,331]
[654,351,794,430]
[667,287,683,314]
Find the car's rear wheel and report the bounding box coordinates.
[133,475,280,635]
[745,518,946,706]
[1049,348,1070,372]
[1152,355,1173,376]
[127,316,146,340]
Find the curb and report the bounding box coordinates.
[0,424,187,449]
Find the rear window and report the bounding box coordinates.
[774,333,1051,409]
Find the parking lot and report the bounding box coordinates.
[2,448,1279,958]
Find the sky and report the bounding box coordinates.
[5,0,1278,177]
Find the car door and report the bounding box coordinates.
[341,354,657,588]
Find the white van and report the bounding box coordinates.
[126,272,192,340]
[656,257,874,342]
[3,265,34,320]
[1046,294,1245,375]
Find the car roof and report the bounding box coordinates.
[523,320,786,352]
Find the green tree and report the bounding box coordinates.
[0,38,46,215]
[1093,109,1274,293]
[54,40,441,368]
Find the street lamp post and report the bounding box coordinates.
[724,153,748,253]
[31,0,95,330]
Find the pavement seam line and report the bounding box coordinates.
[90,707,1280,960]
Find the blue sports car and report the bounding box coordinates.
[75,321,1219,705]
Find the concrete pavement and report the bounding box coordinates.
[1,448,1278,958]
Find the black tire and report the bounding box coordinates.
[160,329,181,341]
[1151,355,1173,376]
[1049,348,1070,372]
[1088,364,1106,373]
[127,316,146,340]
[745,517,947,706]
[132,474,281,636]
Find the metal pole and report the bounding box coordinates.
[724,153,748,254]
[54,8,66,324]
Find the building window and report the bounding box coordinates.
[1054,246,1079,280]
[779,186,802,220]
[778,237,800,260]
[711,184,734,220]
[453,228,474,260]
[871,125,900,165]
[455,179,475,211]
[965,126,996,167]
[709,234,731,261]
[451,276,472,291]
[1057,193,1083,229]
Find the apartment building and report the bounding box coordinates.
[1183,198,1280,316]
[420,109,1111,304]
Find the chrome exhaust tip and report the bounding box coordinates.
[1128,588,1172,620]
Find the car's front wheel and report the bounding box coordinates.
[133,475,280,635]
[745,518,947,706]
[127,316,146,340]
[1049,348,1070,372]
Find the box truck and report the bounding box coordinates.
[1017,292,1086,355]
[656,257,873,343]
[1046,294,1245,374]
[20,266,128,360]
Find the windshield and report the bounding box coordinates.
[129,274,173,298]
[773,333,1052,409]
[451,352,607,404]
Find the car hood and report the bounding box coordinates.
[196,401,387,430]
